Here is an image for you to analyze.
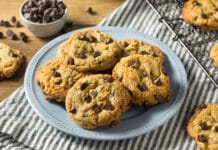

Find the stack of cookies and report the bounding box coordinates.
[36,29,172,129]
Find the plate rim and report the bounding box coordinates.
[24,26,188,140]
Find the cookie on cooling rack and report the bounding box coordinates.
[210,43,218,67]
[182,0,218,30]
[65,74,131,129]
[0,42,23,80]
[36,58,87,102]
[119,39,165,64]
[112,54,172,107]
[187,103,218,150]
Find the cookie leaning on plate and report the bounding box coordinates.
[209,43,218,67]
[187,103,218,150]
[182,0,218,30]
[119,39,165,64]
[36,58,87,102]
[0,42,23,80]
[58,30,122,72]
[65,74,131,129]
[112,54,172,107]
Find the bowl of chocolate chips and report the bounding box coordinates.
[20,0,67,38]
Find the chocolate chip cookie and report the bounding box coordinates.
[112,54,172,107]
[187,103,218,150]
[0,42,23,80]
[65,74,131,129]
[182,0,218,30]
[59,30,122,72]
[210,43,218,67]
[36,58,87,102]
[119,39,165,64]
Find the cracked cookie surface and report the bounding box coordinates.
[65,74,131,129]
[36,58,87,102]
[187,103,218,150]
[119,39,165,64]
[182,0,218,30]
[0,42,23,80]
[112,54,172,107]
[58,30,122,72]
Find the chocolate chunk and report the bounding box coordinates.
[0,32,3,39]
[118,76,123,82]
[201,13,208,19]
[54,79,62,85]
[192,1,201,6]
[11,16,16,23]
[3,21,10,27]
[104,102,114,111]
[70,107,77,114]
[93,105,102,113]
[140,51,149,55]
[6,29,13,37]
[10,33,17,40]
[199,122,210,130]
[67,57,74,65]
[21,35,28,43]
[86,7,95,15]
[84,95,92,103]
[51,68,56,72]
[79,35,89,41]
[78,53,87,59]
[105,38,113,44]
[215,126,218,132]
[154,78,161,86]
[90,91,98,98]
[198,104,207,109]
[128,61,139,69]
[123,42,129,47]
[52,71,61,77]
[68,81,74,87]
[9,52,18,58]
[89,36,97,43]
[80,83,88,90]
[198,135,207,143]
[93,51,101,58]
[137,84,147,92]
[151,51,158,57]
[15,22,20,28]
[107,77,113,83]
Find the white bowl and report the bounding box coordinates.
[19,1,67,38]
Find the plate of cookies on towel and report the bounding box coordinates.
[24,26,188,140]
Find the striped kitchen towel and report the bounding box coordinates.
[0,0,217,149]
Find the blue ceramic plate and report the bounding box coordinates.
[24,26,188,140]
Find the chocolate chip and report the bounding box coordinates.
[19,32,25,38]
[104,102,114,111]
[79,34,88,41]
[0,20,4,26]
[80,83,88,90]
[140,51,149,55]
[68,81,74,87]
[118,76,123,82]
[70,107,77,114]
[78,53,87,59]
[216,8,218,12]
[151,51,158,57]
[52,71,61,77]
[194,16,198,21]
[128,61,139,69]
[93,51,101,58]
[4,21,10,27]
[108,77,113,83]
[137,84,147,92]
[6,29,13,37]
[154,94,162,101]
[154,78,161,85]
[54,79,62,85]
[9,52,18,58]
[89,36,97,43]
[141,70,148,77]
[67,57,74,65]
[0,32,3,39]
[86,7,95,15]
[15,22,20,28]
[201,13,208,19]
[11,16,16,23]
[90,91,98,98]
[199,122,210,130]
[198,104,207,109]
[192,1,201,6]
[84,95,92,103]
[215,126,218,132]
[123,42,129,47]
[10,33,17,40]
[51,68,56,72]
[198,135,207,143]
[105,38,113,44]
[93,105,102,113]
[21,35,28,43]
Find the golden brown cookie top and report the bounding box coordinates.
[0,42,23,80]
[210,43,218,67]
[112,54,172,107]
[65,74,131,129]
[187,103,218,150]
[182,0,218,30]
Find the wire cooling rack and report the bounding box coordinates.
[146,0,218,88]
